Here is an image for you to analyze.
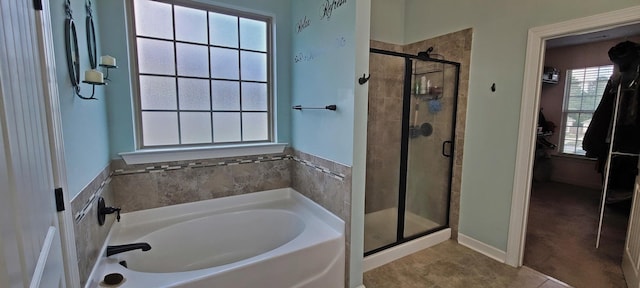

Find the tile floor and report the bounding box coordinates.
[363,240,571,288]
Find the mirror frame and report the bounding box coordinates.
[86,15,97,69]
[64,18,80,87]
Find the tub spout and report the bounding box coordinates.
[106,243,151,257]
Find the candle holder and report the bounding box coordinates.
[64,0,117,100]
[82,80,107,86]
[99,64,117,81]
[73,61,117,100]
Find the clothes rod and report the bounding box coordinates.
[292,105,337,111]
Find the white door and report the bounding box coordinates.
[0,0,66,287]
[623,173,640,288]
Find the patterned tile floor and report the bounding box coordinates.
[363,240,571,288]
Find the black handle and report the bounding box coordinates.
[292,104,337,111]
[101,207,121,222]
[442,140,453,157]
[98,197,121,225]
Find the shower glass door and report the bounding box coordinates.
[363,51,404,253]
[364,48,459,255]
[403,59,457,239]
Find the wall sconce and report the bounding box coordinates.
[64,0,117,100]
[99,55,117,81]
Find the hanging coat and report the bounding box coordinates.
[582,41,640,189]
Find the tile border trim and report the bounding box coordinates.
[290,155,346,181]
[112,154,290,176]
[112,154,346,181]
[74,174,112,223]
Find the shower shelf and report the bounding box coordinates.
[413,70,443,75]
[413,55,445,101]
[412,93,442,101]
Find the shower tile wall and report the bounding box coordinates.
[366,40,405,214]
[70,164,115,287]
[366,28,472,239]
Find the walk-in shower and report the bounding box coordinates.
[364,47,460,256]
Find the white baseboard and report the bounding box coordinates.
[458,233,506,263]
[363,228,451,272]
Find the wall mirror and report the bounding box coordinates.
[86,0,97,69]
[64,15,80,87]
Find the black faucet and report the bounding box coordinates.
[106,243,151,257]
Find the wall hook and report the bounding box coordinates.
[358,74,371,85]
[491,83,496,92]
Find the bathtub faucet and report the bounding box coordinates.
[106,243,152,257]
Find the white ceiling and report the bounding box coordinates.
[546,22,640,48]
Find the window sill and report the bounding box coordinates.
[119,143,288,165]
[551,153,597,161]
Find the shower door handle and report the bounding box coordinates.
[442,141,453,158]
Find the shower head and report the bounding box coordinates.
[417,47,434,59]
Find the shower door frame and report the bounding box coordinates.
[365,48,461,256]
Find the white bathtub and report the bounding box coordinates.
[86,188,345,288]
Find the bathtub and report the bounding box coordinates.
[86,188,345,288]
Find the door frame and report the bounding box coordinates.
[506,5,640,267]
[34,1,81,286]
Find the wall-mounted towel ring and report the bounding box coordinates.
[358,74,371,85]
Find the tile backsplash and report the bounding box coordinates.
[70,164,115,288]
[110,152,292,213]
[71,147,353,286]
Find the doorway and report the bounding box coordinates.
[508,4,640,288]
[524,28,640,287]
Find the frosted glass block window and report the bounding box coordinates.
[240,18,267,52]
[137,38,175,75]
[209,13,238,48]
[134,0,173,40]
[240,51,267,81]
[131,0,272,147]
[139,76,177,110]
[560,65,613,155]
[212,80,240,111]
[180,112,212,144]
[241,82,267,111]
[213,113,241,142]
[211,48,239,79]
[177,43,209,77]
[142,112,179,146]
[174,6,208,44]
[242,113,268,141]
[178,78,209,110]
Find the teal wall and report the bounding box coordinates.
[50,0,110,199]
[401,0,640,251]
[102,0,292,158]
[290,0,356,165]
[96,0,135,160]
[370,0,404,45]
